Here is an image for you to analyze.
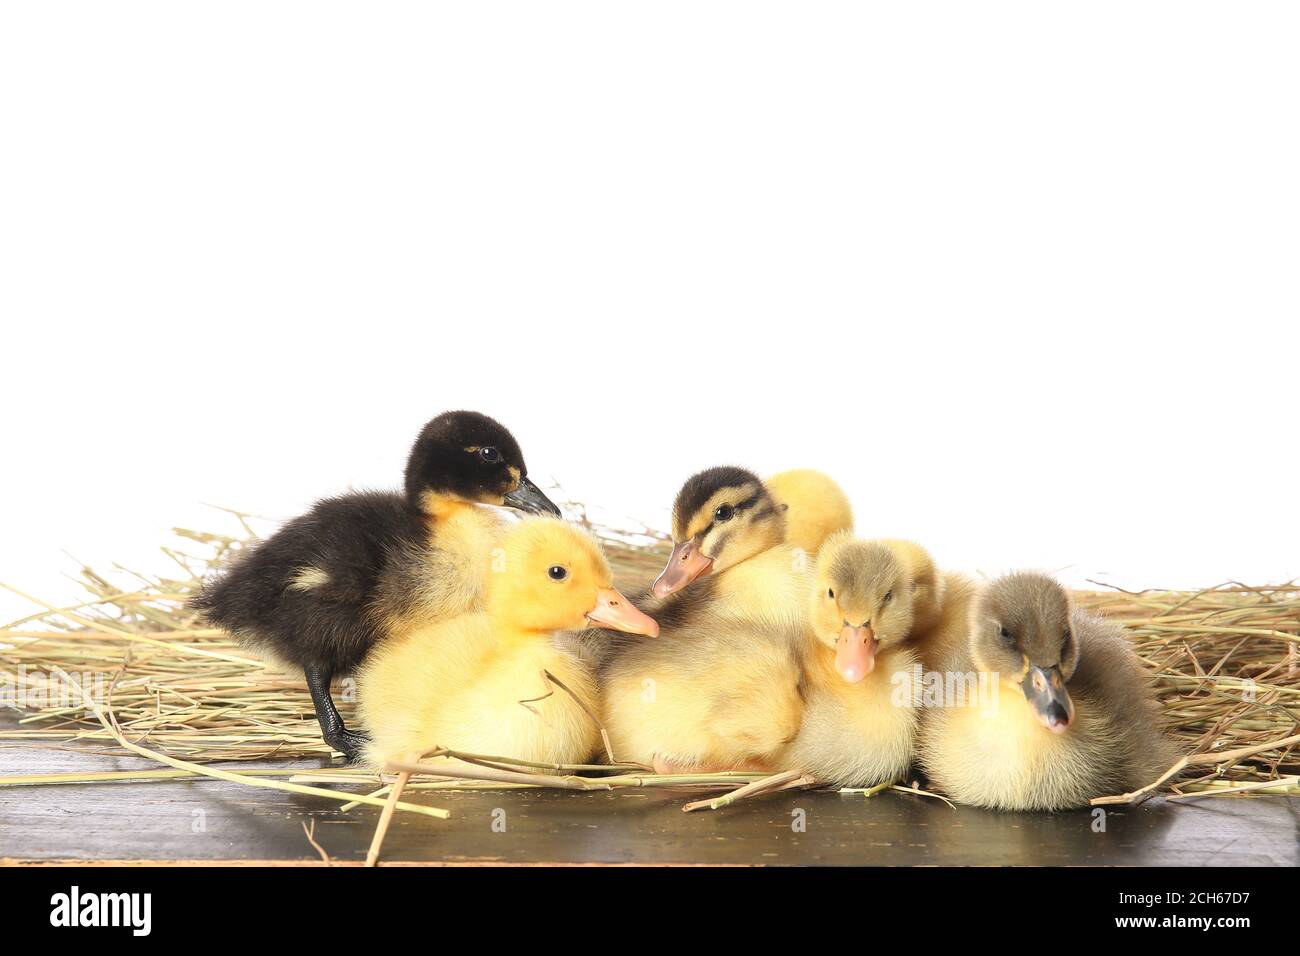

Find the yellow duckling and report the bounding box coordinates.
[857,537,982,674]
[357,517,658,770]
[648,466,811,630]
[765,469,854,556]
[775,532,921,787]
[601,467,807,773]
[919,572,1176,810]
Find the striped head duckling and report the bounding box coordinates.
[598,467,807,773]
[651,466,788,597]
[642,466,813,634]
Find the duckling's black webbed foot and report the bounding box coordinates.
[304,664,368,762]
[322,726,370,763]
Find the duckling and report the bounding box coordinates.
[648,466,810,629]
[919,572,1176,810]
[765,469,854,555]
[857,537,983,675]
[599,467,807,772]
[357,517,658,770]
[191,410,561,760]
[775,532,921,787]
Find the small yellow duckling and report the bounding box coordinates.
[919,572,1176,810]
[765,469,854,556]
[648,466,811,630]
[357,517,658,770]
[856,537,982,674]
[775,532,921,787]
[601,467,807,772]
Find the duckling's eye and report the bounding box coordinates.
[478,446,501,463]
[883,590,893,604]
[827,588,835,600]
[1000,626,1014,644]
[547,565,568,581]
[714,504,734,522]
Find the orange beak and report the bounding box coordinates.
[586,587,659,637]
[835,625,878,683]
[651,538,714,598]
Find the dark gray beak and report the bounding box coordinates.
[502,476,562,517]
[1020,664,1075,734]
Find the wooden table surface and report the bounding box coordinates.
[2,740,1296,866]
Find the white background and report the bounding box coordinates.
[2,2,1297,622]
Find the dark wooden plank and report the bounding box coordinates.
[1,740,1295,865]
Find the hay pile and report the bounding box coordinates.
[2,506,1297,811]
[1075,584,1299,801]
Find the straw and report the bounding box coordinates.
[2,506,1297,817]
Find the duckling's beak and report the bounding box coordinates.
[502,477,562,517]
[587,587,659,637]
[651,538,713,598]
[835,625,878,683]
[1021,664,1074,733]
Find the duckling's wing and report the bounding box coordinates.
[1070,609,1179,781]
[585,577,725,674]
[192,491,421,670]
[555,626,615,671]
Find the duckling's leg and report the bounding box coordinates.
[304,664,368,761]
